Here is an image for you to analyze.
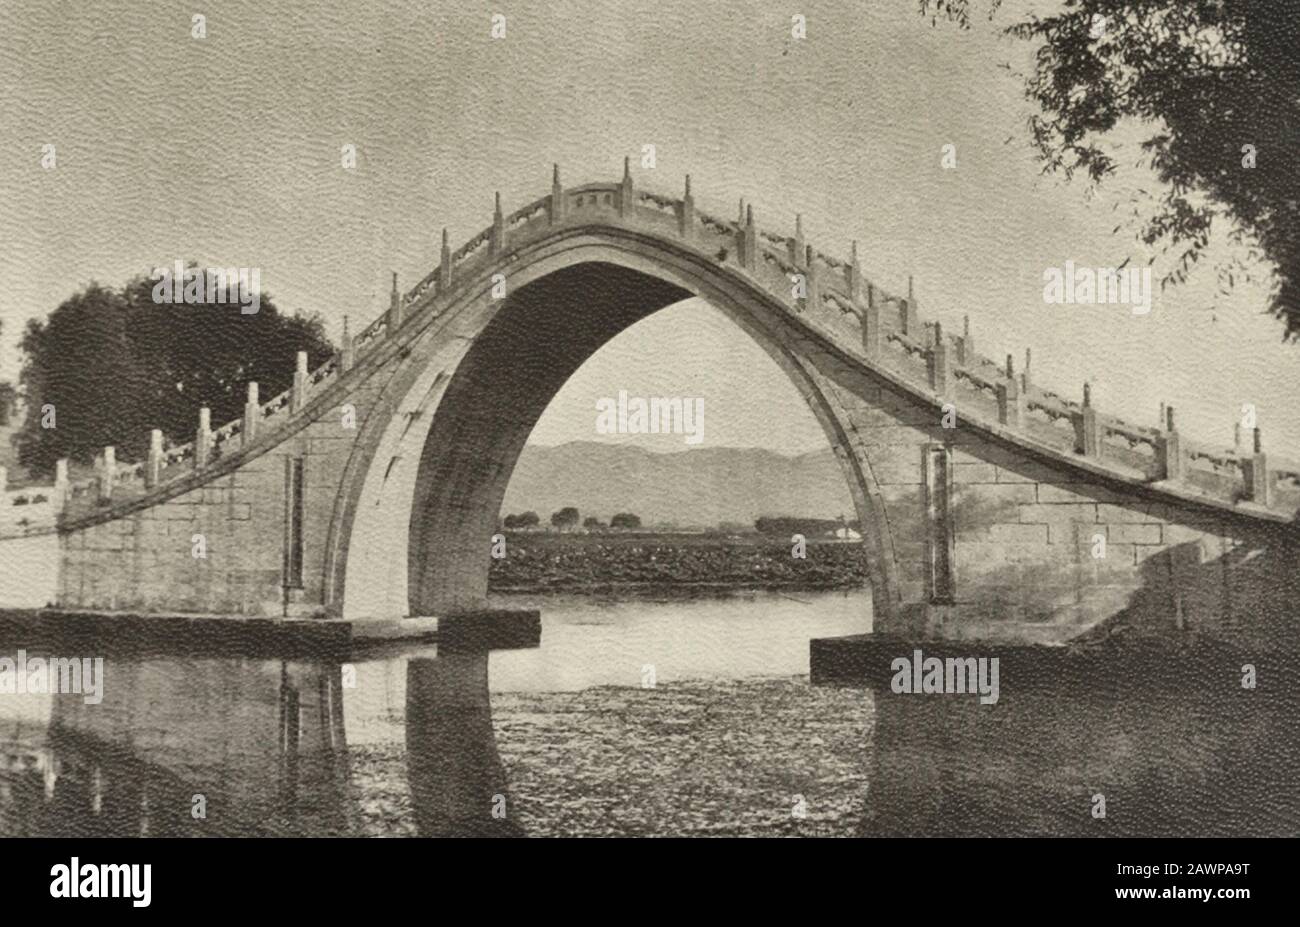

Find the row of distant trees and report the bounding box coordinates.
[500,511,855,534]
[502,509,643,531]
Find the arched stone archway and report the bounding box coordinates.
[329,233,902,622]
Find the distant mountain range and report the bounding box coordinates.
[502,441,854,529]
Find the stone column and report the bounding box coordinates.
[53,459,68,513]
[899,298,920,339]
[291,351,309,413]
[846,240,863,304]
[1155,405,1184,482]
[957,315,974,366]
[678,175,695,239]
[1242,427,1272,506]
[146,429,163,488]
[862,284,880,358]
[97,446,116,503]
[340,316,355,372]
[490,191,505,256]
[195,407,212,468]
[438,229,452,293]
[242,383,260,448]
[619,156,634,218]
[741,204,758,270]
[928,322,951,395]
[549,164,564,225]
[387,272,403,331]
[996,355,1022,427]
[1075,382,1101,457]
[803,245,819,312]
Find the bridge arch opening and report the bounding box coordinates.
[332,240,900,622]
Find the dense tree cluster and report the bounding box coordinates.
[13,270,333,475]
[502,511,541,529]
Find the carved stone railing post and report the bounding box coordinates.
[957,315,974,366]
[195,408,211,468]
[619,156,634,218]
[846,241,863,304]
[678,175,695,239]
[53,459,68,512]
[340,316,355,372]
[996,354,1022,427]
[242,383,260,448]
[549,164,564,225]
[732,200,744,263]
[928,321,951,395]
[741,204,758,270]
[1074,382,1101,457]
[97,446,116,503]
[387,272,403,331]
[146,429,163,488]
[803,245,819,312]
[490,191,506,256]
[862,283,880,357]
[291,351,309,413]
[438,229,452,293]
[1155,405,1184,482]
[789,215,805,268]
[1242,426,1272,506]
[899,298,920,339]
[1021,347,1033,393]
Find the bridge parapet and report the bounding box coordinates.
[8,164,1298,541]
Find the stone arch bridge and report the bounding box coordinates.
[2,162,1297,646]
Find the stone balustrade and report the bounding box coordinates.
[6,163,1296,540]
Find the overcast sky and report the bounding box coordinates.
[1,0,1294,457]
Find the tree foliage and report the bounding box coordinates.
[609,512,642,530]
[550,506,580,529]
[921,0,1300,338]
[15,270,334,474]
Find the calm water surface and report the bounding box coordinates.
[2,588,1295,837]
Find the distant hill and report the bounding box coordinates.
[501,441,855,529]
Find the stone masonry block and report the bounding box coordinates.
[1109,523,1162,546]
[988,523,1049,545]
[1017,502,1098,525]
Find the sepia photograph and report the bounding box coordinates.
[0,0,1294,906]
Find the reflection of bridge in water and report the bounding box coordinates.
[0,647,518,837]
[2,631,1296,837]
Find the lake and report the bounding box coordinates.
[1,587,1295,836]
